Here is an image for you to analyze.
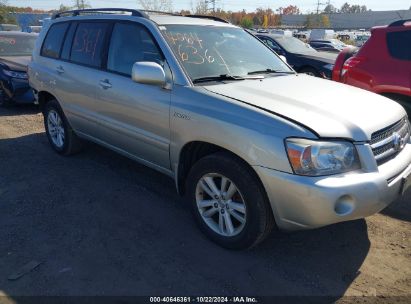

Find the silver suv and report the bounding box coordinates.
[29,9,411,249]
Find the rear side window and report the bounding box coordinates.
[41,22,69,59]
[387,30,411,61]
[70,22,109,68]
[107,22,163,76]
[61,23,77,60]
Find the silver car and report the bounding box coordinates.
[29,8,411,249]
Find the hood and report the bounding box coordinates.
[0,56,31,72]
[204,74,406,141]
[294,51,337,64]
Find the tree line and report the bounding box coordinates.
[1,0,409,29]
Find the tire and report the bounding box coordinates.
[186,152,275,249]
[300,67,321,77]
[341,47,357,63]
[43,99,82,155]
[333,46,357,81]
[0,89,13,107]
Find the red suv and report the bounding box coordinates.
[333,19,411,115]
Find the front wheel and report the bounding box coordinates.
[186,152,275,249]
[0,89,12,107]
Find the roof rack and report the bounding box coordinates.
[389,19,411,27]
[52,8,148,19]
[184,14,229,23]
[140,10,180,17]
[52,8,230,24]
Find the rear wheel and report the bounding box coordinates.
[186,152,275,249]
[44,99,82,155]
[333,47,358,81]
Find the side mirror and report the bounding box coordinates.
[132,61,166,86]
[279,55,287,63]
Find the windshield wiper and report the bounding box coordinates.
[247,69,294,75]
[192,74,246,84]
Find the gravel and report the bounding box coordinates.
[0,105,410,301]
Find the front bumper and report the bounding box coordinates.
[1,78,35,104]
[254,143,411,231]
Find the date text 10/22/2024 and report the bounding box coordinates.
[149,296,258,303]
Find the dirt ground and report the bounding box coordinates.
[0,105,410,302]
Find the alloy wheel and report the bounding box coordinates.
[47,110,65,148]
[195,173,247,237]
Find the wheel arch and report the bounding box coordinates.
[37,91,58,111]
[175,141,268,200]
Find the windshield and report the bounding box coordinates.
[161,25,292,81]
[0,35,37,56]
[274,36,317,54]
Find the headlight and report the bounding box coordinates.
[285,138,360,176]
[3,69,28,79]
[323,64,334,70]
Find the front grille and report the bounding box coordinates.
[370,117,410,165]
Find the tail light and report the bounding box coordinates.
[341,56,363,78]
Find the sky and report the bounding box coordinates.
[6,0,411,13]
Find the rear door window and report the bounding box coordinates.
[107,22,163,76]
[386,30,411,61]
[61,23,77,60]
[41,22,69,59]
[70,22,109,68]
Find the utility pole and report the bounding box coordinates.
[315,0,321,15]
[315,0,329,27]
[315,0,330,14]
[74,0,88,10]
[205,0,216,14]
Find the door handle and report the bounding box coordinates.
[56,66,64,74]
[99,79,112,89]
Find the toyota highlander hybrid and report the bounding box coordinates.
[28,9,411,249]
